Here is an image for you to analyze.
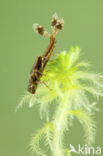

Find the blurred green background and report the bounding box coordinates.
[0,0,103,155]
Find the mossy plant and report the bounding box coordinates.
[18,46,103,156]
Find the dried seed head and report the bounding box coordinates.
[51,13,58,27]
[33,24,44,35]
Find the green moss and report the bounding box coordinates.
[18,46,103,156]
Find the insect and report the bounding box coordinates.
[28,13,64,94]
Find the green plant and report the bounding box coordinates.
[18,46,103,156]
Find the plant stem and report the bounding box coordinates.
[52,96,68,156]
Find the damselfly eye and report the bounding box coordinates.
[27,84,36,94]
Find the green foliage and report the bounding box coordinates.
[30,122,54,156]
[18,46,103,156]
[69,109,96,145]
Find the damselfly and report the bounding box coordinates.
[28,13,64,94]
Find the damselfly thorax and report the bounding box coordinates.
[28,14,64,94]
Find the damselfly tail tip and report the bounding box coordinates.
[33,23,39,32]
[56,18,64,30]
[52,13,64,37]
[51,13,64,28]
[52,12,58,19]
[51,13,58,27]
[33,24,50,38]
[33,24,44,36]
